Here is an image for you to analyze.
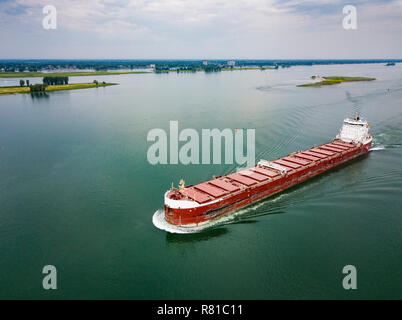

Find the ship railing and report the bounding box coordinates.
[258,160,287,175]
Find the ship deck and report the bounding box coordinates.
[167,140,357,204]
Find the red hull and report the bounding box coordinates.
[165,139,371,227]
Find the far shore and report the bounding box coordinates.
[0,67,278,78]
[0,71,149,78]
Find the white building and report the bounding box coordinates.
[227,60,236,67]
[202,60,208,66]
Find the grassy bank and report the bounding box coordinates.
[0,71,149,78]
[297,76,376,87]
[0,82,117,95]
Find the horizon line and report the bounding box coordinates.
[1,58,402,61]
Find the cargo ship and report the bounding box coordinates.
[163,116,372,227]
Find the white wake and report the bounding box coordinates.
[152,209,218,234]
[370,146,385,151]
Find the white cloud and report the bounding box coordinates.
[0,0,401,58]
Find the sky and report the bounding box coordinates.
[0,0,401,59]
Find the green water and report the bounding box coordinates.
[0,64,401,299]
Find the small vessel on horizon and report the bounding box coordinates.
[162,115,372,228]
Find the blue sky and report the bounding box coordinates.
[0,0,401,59]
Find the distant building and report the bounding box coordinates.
[227,60,236,67]
[149,64,156,69]
[202,60,208,66]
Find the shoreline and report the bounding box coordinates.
[1,61,397,79]
[297,76,376,87]
[0,71,149,78]
[0,82,118,95]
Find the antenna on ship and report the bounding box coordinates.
[179,179,185,194]
[355,112,360,121]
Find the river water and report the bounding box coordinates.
[0,63,401,299]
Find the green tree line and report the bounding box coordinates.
[43,76,69,85]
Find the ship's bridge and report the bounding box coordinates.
[336,117,372,144]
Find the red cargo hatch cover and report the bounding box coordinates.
[252,167,279,178]
[209,179,240,192]
[332,141,354,148]
[294,153,320,161]
[319,145,342,153]
[302,150,328,159]
[326,143,349,151]
[313,148,335,156]
[227,173,258,186]
[283,156,311,166]
[185,188,211,204]
[195,183,227,198]
[274,159,301,169]
[239,170,269,182]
